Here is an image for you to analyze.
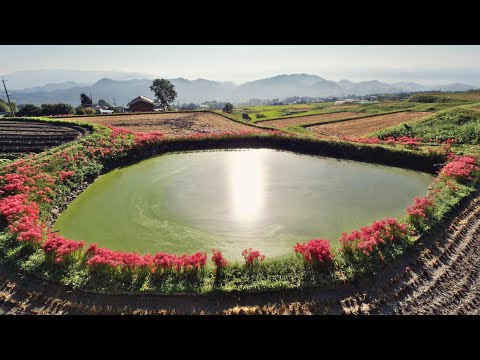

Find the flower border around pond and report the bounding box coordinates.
[0,117,479,294]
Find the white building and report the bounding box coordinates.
[99,108,114,115]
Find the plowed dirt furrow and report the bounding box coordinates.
[0,119,90,155]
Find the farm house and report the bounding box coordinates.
[125,96,155,112]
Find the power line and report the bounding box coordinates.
[2,77,15,116]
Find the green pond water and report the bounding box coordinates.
[54,149,434,260]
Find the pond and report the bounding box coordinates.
[54,149,434,260]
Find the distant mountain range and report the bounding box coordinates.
[2,70,478,106]
[5,70,155,90]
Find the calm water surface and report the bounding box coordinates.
[54,149,434,260]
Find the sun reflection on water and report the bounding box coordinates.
[229,150,265,222]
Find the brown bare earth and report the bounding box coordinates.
[308,111,431,137]
[257,112,362,128]
[0,119,89,157]
[1,191,480,315]
[58,112,264,136]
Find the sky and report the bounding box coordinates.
[1,45,480,85]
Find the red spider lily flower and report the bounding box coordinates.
[242,248,265,266]
[340,218,409,256]
[294,239,333,265]
[211,249,228,269]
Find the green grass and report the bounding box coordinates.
[282,126,317,137]
[231,103,363,123]
[409,91,480,102]
[374,103,480,144]
[409,94,458,103]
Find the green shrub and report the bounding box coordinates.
[75,107,86,115]
[409,94,454,103]
[83,107,97,115]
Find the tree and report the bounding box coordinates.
[17,104,42,117]
[0,99,18,113]
[0,99,9,112]
[223,103,234,113]
[98,99,112,108]
[181,103,199,110]
[40,103,74,116]
[80,93,92,107]
[149,79,177,110]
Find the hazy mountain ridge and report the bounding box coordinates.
[4,70,156,90]
[3,71,478,106]
[232,74,344,99]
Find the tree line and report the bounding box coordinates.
[3,78,222,117]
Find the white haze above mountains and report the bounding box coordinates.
[3,70,478,106]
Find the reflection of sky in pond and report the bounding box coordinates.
[230,150,265,223]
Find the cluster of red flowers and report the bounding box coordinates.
[59,171,75,181]
[242,248,266,265]
[86,244,146,269]
[406,196,435,219]
[0,194,43,243]
[85,244,207,273]
[211,249,228,269]
[133,131,165,146]
[440,155,479,180]
[42,233,85,263]
[294,239,333,265]
[340,136,425,148]
[340,218,409,255]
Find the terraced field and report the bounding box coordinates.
[0,119,89,157]
[256,111,362,128]
[307,111,431,137]
[1,190,479,315]
[58,112,264,136]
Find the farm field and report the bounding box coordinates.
[256,111,363,128]
[0,119,89,157]
[227,100,467,125]
[226,103,365,123]
[57,112,264,136]
[308,111,432,137]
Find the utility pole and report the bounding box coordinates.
[113,97,117,107]
[2,77,15,116]
[90,92,93,106]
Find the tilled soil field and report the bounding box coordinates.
[256,112,363,128]
[0,119,89,156]
[307,111,431,137]
[59,112,264,136]
[1,190,479,315]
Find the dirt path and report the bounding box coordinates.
[256,112,362,128]
[58,112,265,136]
[307,111,431,137]
[1,190,480,315]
